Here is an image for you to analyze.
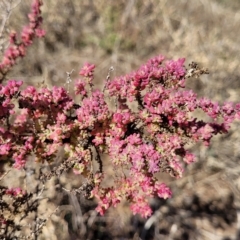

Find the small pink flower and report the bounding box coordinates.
[56,113,67,124]
[155,183,172,199]
[0,143,11,155]
[74,79,87,96]
[79,63,95,77]
[6,187,26,197]
[130,198,152,218]
[184,152,196,164]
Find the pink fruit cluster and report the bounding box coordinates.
[0,0,45,81]
[5,187,26,197]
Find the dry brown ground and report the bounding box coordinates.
[1,0,240,239]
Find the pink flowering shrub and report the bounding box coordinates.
[0,0,45,82]
[1,0,240,237]
[1,57,240,219]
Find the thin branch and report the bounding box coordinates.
[0,169,11,181]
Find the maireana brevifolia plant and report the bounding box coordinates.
[0,0,45,82]
[1,0,240,236]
